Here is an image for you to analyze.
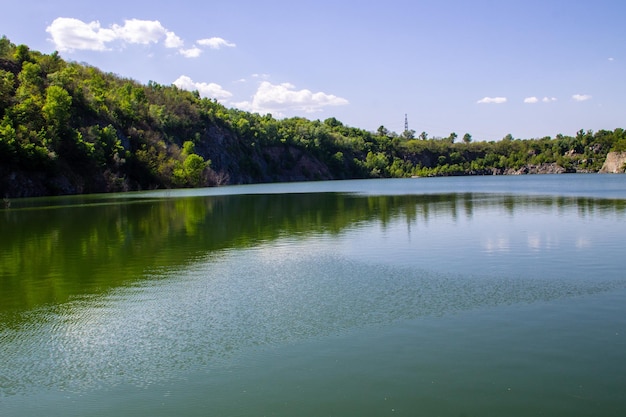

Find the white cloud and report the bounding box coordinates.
[197,37,236,49]
[112,18,167,44]
[165,31,184,48]
[46,17,232,58]
[477,96,507,104]
[47,17,173,51]
[173,75,233,100]
[234,81,349,115]
[572,94,592,102]
[46,17,117,51]
[179,46,203,58]
[608,57,614,61]
[525,96,557,104]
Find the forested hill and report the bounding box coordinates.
[1,37,626,198]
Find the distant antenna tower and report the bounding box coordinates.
[404,114,409,132]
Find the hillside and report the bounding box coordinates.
[1,37,626,198]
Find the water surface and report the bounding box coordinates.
[1,175,625,416]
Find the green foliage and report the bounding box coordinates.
[85,124,123,166]
[0,115,17,162]
[365,151,389,177]
[13,44,31,64]
[608,128,626,152]
[182,140,195,155]
[16,62,43,99]
[0,36,14,58]
[43,85,72,131]
[183,153,208,185]
[0,69,15,113]
[174,152,208,187]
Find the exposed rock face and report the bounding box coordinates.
[599,152,626,173]
[493,163,574,175]
[506,163,569,175]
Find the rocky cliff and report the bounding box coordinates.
[599,152,626,173]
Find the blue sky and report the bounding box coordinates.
[2,0,625,140]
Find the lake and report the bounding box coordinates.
[1,175,626,416]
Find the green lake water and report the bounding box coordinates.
[1,175,626,416]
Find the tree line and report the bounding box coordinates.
[1,36,625,198]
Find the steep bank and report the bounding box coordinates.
[599,152,626,173]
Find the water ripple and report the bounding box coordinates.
[1,246,624,398]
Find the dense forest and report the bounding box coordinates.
[1,36,626,198]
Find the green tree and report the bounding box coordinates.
[173,141,209,187]
[182,140,196,155]
[0,36,14,58]
[0,69,15,113]
[13,44,31,64]
[463,133,472,144]
[89,124,123,166]
[324,117,343,128]
[377,125,390,137]
[0,115,17,161]
[182,153,208,187]
[402,128,415,140]
[16,62,44,100]
[42,85,72,134]
[365,151,389,177]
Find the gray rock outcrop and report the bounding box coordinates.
[599,152,626,173]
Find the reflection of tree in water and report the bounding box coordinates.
[1,191,624,318]
[397,193,626,245]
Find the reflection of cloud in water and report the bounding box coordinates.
[484,236,510,253]
[528,233,541,250]
[526,233,563,251]
[576,237,592,249]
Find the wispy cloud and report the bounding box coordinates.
[524,96,557,104]
[197,37,236,49]
[477,96,507,104]
[235,73,270,84]
[234,81,349,115]
[173,75,233,100]
[46,17,235,59]
[572,94,592,102]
